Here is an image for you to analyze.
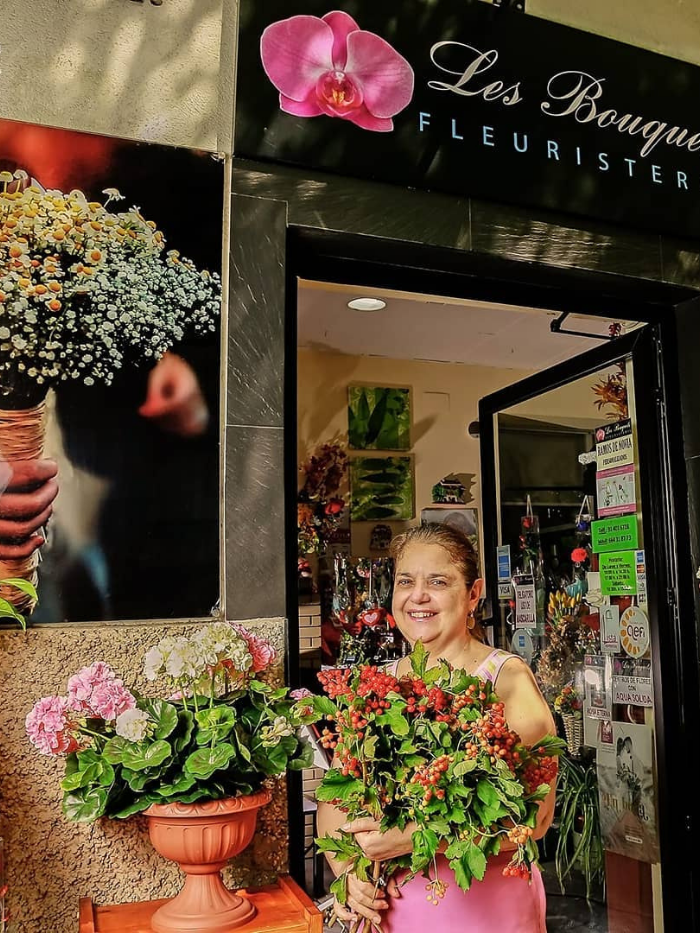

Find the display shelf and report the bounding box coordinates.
[78,875,322,933]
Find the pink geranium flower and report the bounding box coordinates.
[261,11,414,132]
[231,623,277,673]
[67,661,135,721]
[26,696,78,756]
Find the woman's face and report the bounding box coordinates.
[392,542,482,657]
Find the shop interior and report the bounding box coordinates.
[295,278,660,933]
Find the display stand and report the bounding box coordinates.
[78,875,322,933]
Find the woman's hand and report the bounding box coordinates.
[334,872,390,928]
[342,817,416,861]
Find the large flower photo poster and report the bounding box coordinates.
[0,119,224,623]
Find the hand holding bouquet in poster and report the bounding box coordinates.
[314,643,564,932]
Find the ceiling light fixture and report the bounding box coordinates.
[347,297,386,312]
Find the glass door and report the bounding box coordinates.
[478,325,692,933]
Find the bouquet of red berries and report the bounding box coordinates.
[315,642,564,922]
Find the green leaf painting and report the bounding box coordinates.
[348,386,410,451]
[350,457,414,522]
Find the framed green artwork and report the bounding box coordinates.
[347,385,411,450]
[350,456,414,522]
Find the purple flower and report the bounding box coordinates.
[290,688,314,701]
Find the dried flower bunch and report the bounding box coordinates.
[0,175,220,397]
[536,591,598,699]
[592,362,628,420]
[26,622,313,822]
[298,442,348,555]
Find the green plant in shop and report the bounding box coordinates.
[555,753,605,901]
[348,386,410,450]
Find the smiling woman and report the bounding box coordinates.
[317,522,557,933]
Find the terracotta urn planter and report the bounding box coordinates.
[145,788,271,933]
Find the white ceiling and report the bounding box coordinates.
[297,280,640,371]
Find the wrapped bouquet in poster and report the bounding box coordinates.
[0,176,220,608]
[314,643,564,928]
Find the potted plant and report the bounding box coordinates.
[554,753,605,901]
[26,621,316,933]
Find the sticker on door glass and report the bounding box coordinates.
[596,464,636,517]
[619,606,650,658]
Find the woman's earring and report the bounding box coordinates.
[467,609,475,630]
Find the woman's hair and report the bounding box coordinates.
[389,522,484,638]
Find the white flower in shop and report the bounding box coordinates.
[260,715,295,747]
[115,708,151,743]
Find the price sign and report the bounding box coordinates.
[514,580,537,629]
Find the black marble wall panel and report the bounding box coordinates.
[232,161,470,252]
[661,238,700,289]
[225,424,286,620]
[675,297,700,461]
[228,195,287,428]
[471,199,664,281]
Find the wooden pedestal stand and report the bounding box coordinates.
[78,876,322,933]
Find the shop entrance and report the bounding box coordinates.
[286,233,698,933]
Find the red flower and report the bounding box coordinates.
[324,497,344,516]
[571,548,588,564]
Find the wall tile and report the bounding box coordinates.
[225,424,286,619]
[471,199,663,280]
[227,195,287,428]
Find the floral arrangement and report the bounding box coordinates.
[0,176,220,399]
[592,361,628,421]
[313,643,564,927]
[553,685,583,718]
[298,443,348,555]
[25,622,313,822]
[536,591,586,699]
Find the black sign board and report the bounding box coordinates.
[235,0,700,239]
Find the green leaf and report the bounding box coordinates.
[184,743,236,780]
[363,734,378,760]
[0,577,37,598]
[111,795,159,819]
[195,707,236,745]
[376,709,409,737]
[122,739,172,772]
[97,761,115,786]
[411,641,428,678]
[330,873,348,906]
[142,698,179,741]
[465,842,487,881]
[103,736,129,764]
[154,773,196,797]
[61,769,94,792]
[452,854,473,891]
[453,759,477,778]
[316,769,364,803]
[311,695,337,718]
[365,391,389,445]
[174,709,196,753]
[288,741,314,771]
[476,779,499,809]
[534,734,567,756]
[63,787,107,823]
[411,827,439,872]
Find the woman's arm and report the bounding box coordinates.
[496,658,558,840]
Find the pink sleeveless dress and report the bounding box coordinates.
[381,649,547,933]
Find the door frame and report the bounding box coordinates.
[283,226,699,923]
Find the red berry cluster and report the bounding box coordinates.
[317,668,353,699]
[356,666,399,699]
[463,702,521,768]
[522,753,558,794]
[410,754,453,804]
[349,708,368,741]
[319,727,338,751]
[502,860,531,880]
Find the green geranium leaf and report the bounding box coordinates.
[97,761,116,786]
[63,787,108,823]
[111,795,159,819]
[142,698,179,740]
[195,707,236,745]
[155,773,196,797]
[122,739,172,772]
[174,709,196,753]
[103,736,129,764]
[184,743,236,780]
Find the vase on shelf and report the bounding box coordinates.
[144,788,271,933]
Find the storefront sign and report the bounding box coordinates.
[636,550,648,610]
[592,516,638,554]
[236,0,700,239]
[596,465,637,517]
[595,420,634,471]
[600,605,621,652]
[612,658,653,707]
[514,579,537,628]
[619,606,650,658]
[600,551,638,596]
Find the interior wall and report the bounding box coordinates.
[298,346,612,555]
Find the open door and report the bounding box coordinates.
[478,325,696,933]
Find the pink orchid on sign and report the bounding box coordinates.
[260,10,414,132]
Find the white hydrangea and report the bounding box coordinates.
[115,708,151,743]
